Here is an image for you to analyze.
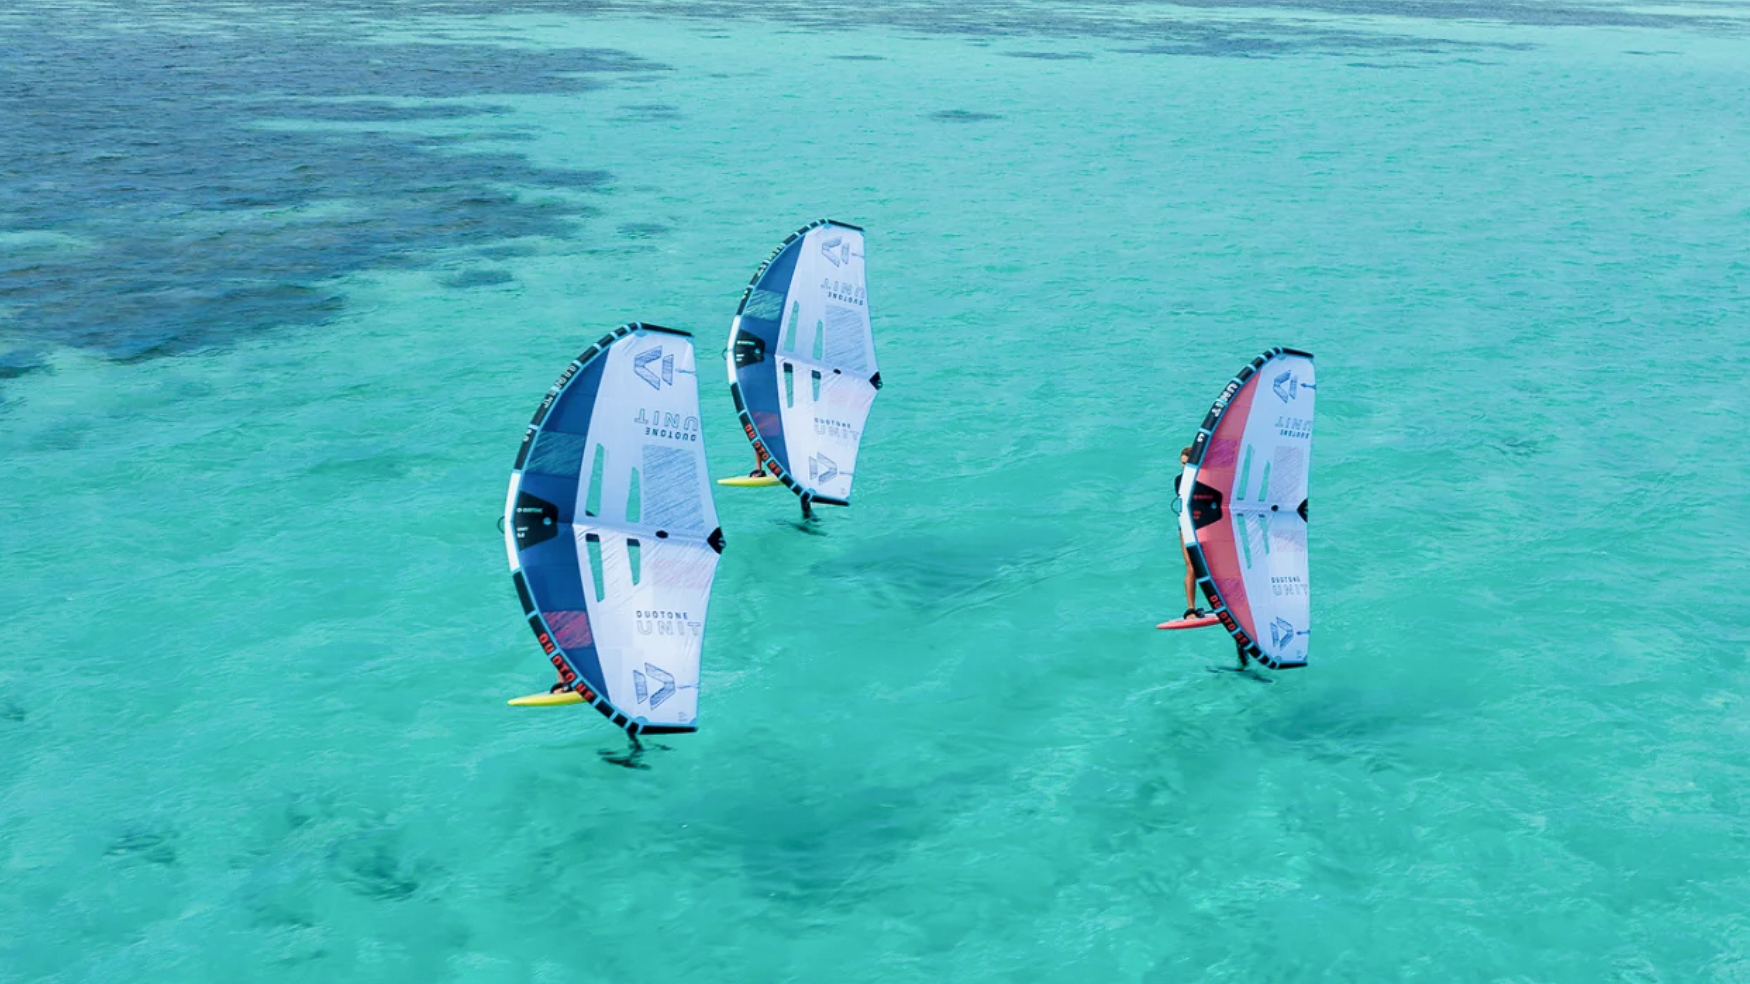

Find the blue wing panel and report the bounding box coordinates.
[515,528,606,691]
[752,235,802,295]
[542,356,608,435]
[525,430,589,478]
[733,313,790,468]
[515,473,579,526]
[518,535,589,611]
[731,234,805,472]
[511,334,624,701]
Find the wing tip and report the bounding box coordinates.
[635,322,693,338]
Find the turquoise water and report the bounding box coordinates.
[4,2,1749,980]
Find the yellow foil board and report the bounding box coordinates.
[717,474,781,487]
[508,690,585,707]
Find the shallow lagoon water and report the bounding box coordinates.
[2,2,1749,981]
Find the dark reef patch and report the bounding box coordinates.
[926,109,1003,123]
[616,222,672,240]
[1118,22,1461,58]
[614,103,684,122]
[328,828,423,902]
[0,351,48,381]
[423,0,1743,41]
[106,829,179,866]
[439,268,516,289]
[5,0,1732,368]
[0,8,664,364]
[256,100,515,122]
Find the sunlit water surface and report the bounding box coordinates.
[2,1,1748,980]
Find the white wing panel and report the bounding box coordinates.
[1230,353,1315,666]
[774,224,878,502]
[574,330,719,729]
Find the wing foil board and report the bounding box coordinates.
[1156,614,1222,630]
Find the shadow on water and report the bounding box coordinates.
[811,527,1071,614]
[710,767,991,907]
[1208,665,1275,684]
[105,827,181,867]
[598,735,674,769]
[925,109,1004,123]
[0,7,667,368]
[1244,685,1453,771]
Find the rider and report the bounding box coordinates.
[748,444,813,520]
[1178,444,1250,669]
[1174,446,1205,621]
[747,443,814,521]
